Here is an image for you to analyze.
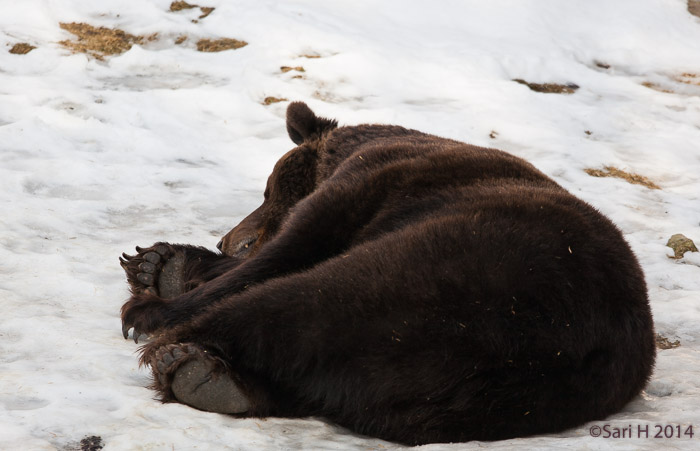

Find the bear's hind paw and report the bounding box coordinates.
[146,343,250,414]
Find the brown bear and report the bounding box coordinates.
[119,102,655,445]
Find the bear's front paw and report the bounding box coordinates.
[119,242,186,299]
[120,293,169,343]
[143,342,250,414]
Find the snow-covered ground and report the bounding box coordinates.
[2,0,700,449]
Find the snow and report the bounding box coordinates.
[1,0,700,449]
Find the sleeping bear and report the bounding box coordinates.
[119,102,655,445]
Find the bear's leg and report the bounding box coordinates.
[121,181,397,339]
[135,223,485,440]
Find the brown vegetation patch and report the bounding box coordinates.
[199,7,215,19]
[196,38,247,52]
[584,166,660,190]
[513,79,579,94]
[170,1,215,19]
[666,234,699,259]
[676,73,700,86]
[281,66,305,73]
[262,96,287,105]
[59,22,145,60]
[300,53,321,59]
[655,333,680,349]
[170,1,197,11]
[175,35,187,45]
[9,43,36,54]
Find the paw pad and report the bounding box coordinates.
[147,343,249,414]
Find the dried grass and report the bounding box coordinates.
[262,97,287,105]
[170,1,215,19]
[513,79,579,94]
[584,166,660,190]
[655,333,680,349]
[641,81,674,94]
[170,1,198,11]
[196,38,247,52]
[281,66,305,73]
[59,22,145,60]
[199,7,215,19]
[676,73,700,86]
[9,43,36,54]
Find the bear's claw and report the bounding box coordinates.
[145,343,250,414]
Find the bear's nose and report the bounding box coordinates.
[216,240,223,251]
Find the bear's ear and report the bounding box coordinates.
[286,102,338,145]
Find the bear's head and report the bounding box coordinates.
[217,102,337,257]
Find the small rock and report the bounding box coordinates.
[690,0,700,18]
[666,234,698,259]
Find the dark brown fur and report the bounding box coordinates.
[120,102,655,445]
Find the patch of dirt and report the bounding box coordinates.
[62,435,104,451]
[675,73,700,86]
[690,0,700,18]
[640,74,700,95]
[312,90,337,102]
[513,79,579,94]
[594,61,610,70]
[300,53,321,59]
[59,22,147,60]
[199,7,215,19]
[175,35,187,45]
[170,1,197,11]
[281,66,305,73]
[9,43,36,54]
[641,81,674,94]
[666,234,699,259]
[80,436,103,451]
[584,166,660,190]
[655,333,681,350]
[196,38,247,52]
[262,96,287,105]
[489,131,498,139]
[170,1,215,19]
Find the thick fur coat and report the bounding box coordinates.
[120,102,655,445]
